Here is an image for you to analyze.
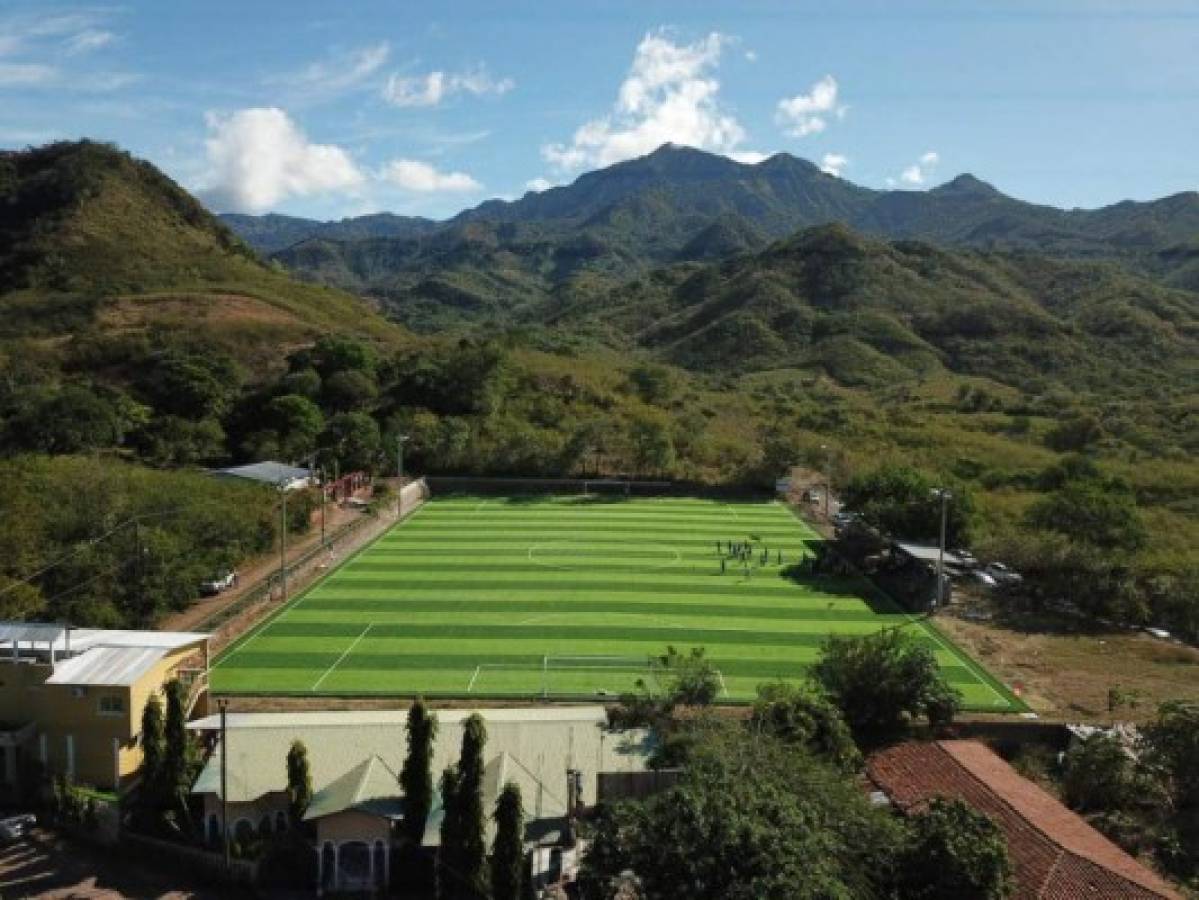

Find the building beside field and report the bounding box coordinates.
[189,706,654,894]
[213,461,313,492]
[868,740,1180,899]
[0,622,209,792]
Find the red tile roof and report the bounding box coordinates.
[867,740,1178,900]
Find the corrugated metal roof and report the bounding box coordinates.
[0,622,66,644]
[213,461,311,488]
[45,646,168,687]
[191,707,654,828]
[0,622,207,654]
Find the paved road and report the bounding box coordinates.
[0,828,253,899]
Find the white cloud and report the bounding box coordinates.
[201,107,365,212]
[380,158,481,192]
[820,152,848,177]
[729,150,769,165]
[525,177,554,192]
[899,150,940,185]
[0,62,56,86]
[542,30,747,172]
[744,49,758,62]
[64,29,115,55]
[286,42,390,98]
[775,75,843,138]
[383,65,514,108]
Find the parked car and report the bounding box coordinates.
[984,562,1023,585]
[973,571,998,588]
[200,570,238,596]
[832,511,859,528]
[0,814,36,844]
[954,548,979,567]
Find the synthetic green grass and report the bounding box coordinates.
[212,495,1022,710]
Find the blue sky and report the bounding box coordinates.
[1,1,1196,220]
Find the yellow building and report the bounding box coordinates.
[0,622,209,792]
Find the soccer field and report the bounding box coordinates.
[212,495,1022,710]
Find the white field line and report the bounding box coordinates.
[911,618,1009,708]
[467,665,482,692]
[716,669,729,698]
[311,623,372,691]
[215,503,431,670]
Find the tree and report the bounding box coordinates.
[161,679,194,811]
[321,369,379,413]
[286,739,313,826]
[1026,480,1146,552]
[310,335,376,378]
[628,413,676,476]
[321,412,382,473]
[577,721,902,900]
[440,713,488,900]
[841,465,974,546]
[811,629,961,741]
[490,782,525,900]
[6,385,125,454]
[1143,701,1199,810]
[1062,734,1137,812]
[399,699,437,848]
[627,364,676,405]
[140,692,165,792]
[262,394,324,461]
[750,682,862,772]
[895,798,1014,900]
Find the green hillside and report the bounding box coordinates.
[232,144,1199,332]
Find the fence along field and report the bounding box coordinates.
[211,494,1022,710]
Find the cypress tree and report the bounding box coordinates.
[438,764,462,899]
[490,782,525,900]
[439,713,489,900]
[400,698,437,847]
[139,692,165,797]
[161,679,191,805]
[286,739,313,826]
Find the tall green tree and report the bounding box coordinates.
[286,739,313,826]
[161,679,193,805]
[841,464,974,546]
[490,782,525,900]
[811,630,961,742]
[895,798,1014,900]
[439,713,489,900]
[139,691,165,792]
[399,699,437,848]
[750,682,862,772]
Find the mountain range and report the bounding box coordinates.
[221,144,1199,331]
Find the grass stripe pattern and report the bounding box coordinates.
[212,495,1022,710]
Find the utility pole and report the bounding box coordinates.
[395,434,410,518]
[219,698,230,874]
[319,466,326,550]
[933,488,952,609]
[821,443,831,520]
[278,482,288,600]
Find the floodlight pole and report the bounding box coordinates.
[219,697,230,873]
[395,434,410,519]
[933,488,952,608]
[821,443,831,520]
[278,481,288,600]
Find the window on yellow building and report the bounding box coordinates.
[98,695,125,715]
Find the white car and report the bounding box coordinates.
[0,814,35,844]
[200,570,238,596]
[984,562,1023,585]
[973,571,998,588]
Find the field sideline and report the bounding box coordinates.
[211,495,1023,710]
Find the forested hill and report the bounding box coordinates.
[0,140,403,364]
[551,223,1199,397]
[227,144,1199,331]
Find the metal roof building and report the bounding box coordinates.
[211,461,312,491]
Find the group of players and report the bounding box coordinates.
[715,538,784,577]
